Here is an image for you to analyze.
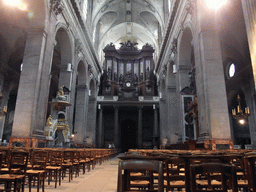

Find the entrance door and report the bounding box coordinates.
[120,119,137,152]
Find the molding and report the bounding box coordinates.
[50,0,63,16]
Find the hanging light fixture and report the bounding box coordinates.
[232,95,250,124]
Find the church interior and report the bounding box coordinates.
[1,0,256,191]
[0,0,256,151]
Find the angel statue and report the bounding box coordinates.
[57,86,64,96]
[46,115,53,127]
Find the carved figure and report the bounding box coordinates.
[57,86,67,101]
[57,86,64,96]
[46,115,53,127]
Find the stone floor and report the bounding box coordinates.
[25,155,119,192]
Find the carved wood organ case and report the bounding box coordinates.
[100,41,157,101]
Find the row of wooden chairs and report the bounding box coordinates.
[0,147,118,192]
[118,149,256,191]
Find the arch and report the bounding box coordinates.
[47,27,73,116]
[97,22,157,64]
[54,26,73,66]
[140,11,162,45]
[93,11,119,49]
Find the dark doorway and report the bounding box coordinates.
[120,119,137,152]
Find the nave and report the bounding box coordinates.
[24,154,119,192]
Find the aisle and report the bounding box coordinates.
[27,155,120,192]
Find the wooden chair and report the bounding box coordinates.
[117,159,164,192]
[244,154,256,191]
[190,163,238,192]
[165,157,185,191]
[45,150,63,188]
[0,150,29,192]
[73,150,80,178]
[0,147,11,174]
[26,150,48,192]
[62,150,74,182]
[78,149,91,174]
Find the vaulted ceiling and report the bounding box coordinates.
[81,0,167,63]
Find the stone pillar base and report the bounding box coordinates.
[9,137,46,148]
[197,139,233,150]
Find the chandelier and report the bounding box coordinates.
[232,95,250,124]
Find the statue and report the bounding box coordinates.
[57,86,64,96]
[46,115,53,127]
[57,86,66,101]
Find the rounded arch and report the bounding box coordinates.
[47,27,73,117]
[54,25,73,65]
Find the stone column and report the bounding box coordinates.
[98,105,103,148]
[195,2,231,148]
[167,86,179,144]
[114,106,119,148]
[241,0,256,90]
[153,106,159,147]
[137,106,143,148]
[86,97,97,147]
[12,29,47,138]
[74,85,87,144]
[159,97,168,146]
